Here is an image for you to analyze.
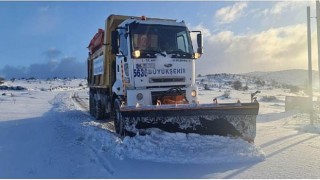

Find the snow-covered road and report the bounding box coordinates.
[0,91,114,178]
[1,80,320,178]
[216,113,320,178]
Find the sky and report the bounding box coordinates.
[0,1,319,78]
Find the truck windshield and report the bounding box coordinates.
[130,24,193,58]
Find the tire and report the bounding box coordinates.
[95,99,104,120]
[89,92,95,116]
[101,96,110,119]
[113,99,124,136]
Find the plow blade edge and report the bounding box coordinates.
[120,103,259,142]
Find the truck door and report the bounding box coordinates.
[113,29,132,96]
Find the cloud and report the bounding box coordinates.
[195,24,317,75]
[215,2,248,24]
[51,57,86,78]
[0,66,28,79]
[0,57,86,79]
[0,47,87,79]
[265,1,301,15]
[42,48,62,59]
[256,1,313,18]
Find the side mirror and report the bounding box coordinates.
[111,30,119,54]
[197,33,203,54]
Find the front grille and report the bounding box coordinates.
[149,77,185,83]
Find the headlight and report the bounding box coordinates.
[191,90,197,97]
[136,93,143,101]
[132,50,141,58]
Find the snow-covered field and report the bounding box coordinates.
[0,79,320,178]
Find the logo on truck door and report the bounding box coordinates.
[149,68,186,75]
[134,63,186,77]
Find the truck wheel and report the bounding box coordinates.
[89,93,95,116]
[114,99,124,136]
[95,99,104,120]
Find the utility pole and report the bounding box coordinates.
[307,6,314,125]
[317,0,320,93]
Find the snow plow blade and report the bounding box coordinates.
[120,102,259,142]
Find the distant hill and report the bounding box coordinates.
[243,69,319,88]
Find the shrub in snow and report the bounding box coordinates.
[0,86,8,90]
[15,86,27,90]
[242,85,249,91]
[222,90,231,98]
[260,96,278,102]
[232,80,242,90]
[0,85,26,91]
[289,86,299,93]
[0,77,4,85]
[225,81,232,85]
[204,84,210,90]
[270,80,281,88]
[255,79,265,87]
[282,84,300,93]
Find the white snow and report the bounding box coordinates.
[1,78,320,178]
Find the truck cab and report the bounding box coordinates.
[111,17,203,107]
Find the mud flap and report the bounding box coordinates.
[120,103,259,142]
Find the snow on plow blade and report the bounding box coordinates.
[120,103,259,142]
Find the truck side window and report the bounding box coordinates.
[176,31,190,53]
[177,35,186,52]
[119,30,128,56]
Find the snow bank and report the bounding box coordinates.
[55,92,265,165]
[259,96,282,102]
[120,130,265,164]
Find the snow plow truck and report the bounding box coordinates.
[87,15,259,142]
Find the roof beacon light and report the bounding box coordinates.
[141,16,147,20]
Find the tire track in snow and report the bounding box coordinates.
[71,92,89,113]
[51,92,116,177]
[260,132,318,158]
[85,143,115,175]
[257,113,320,159]
[71,92,116,132]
